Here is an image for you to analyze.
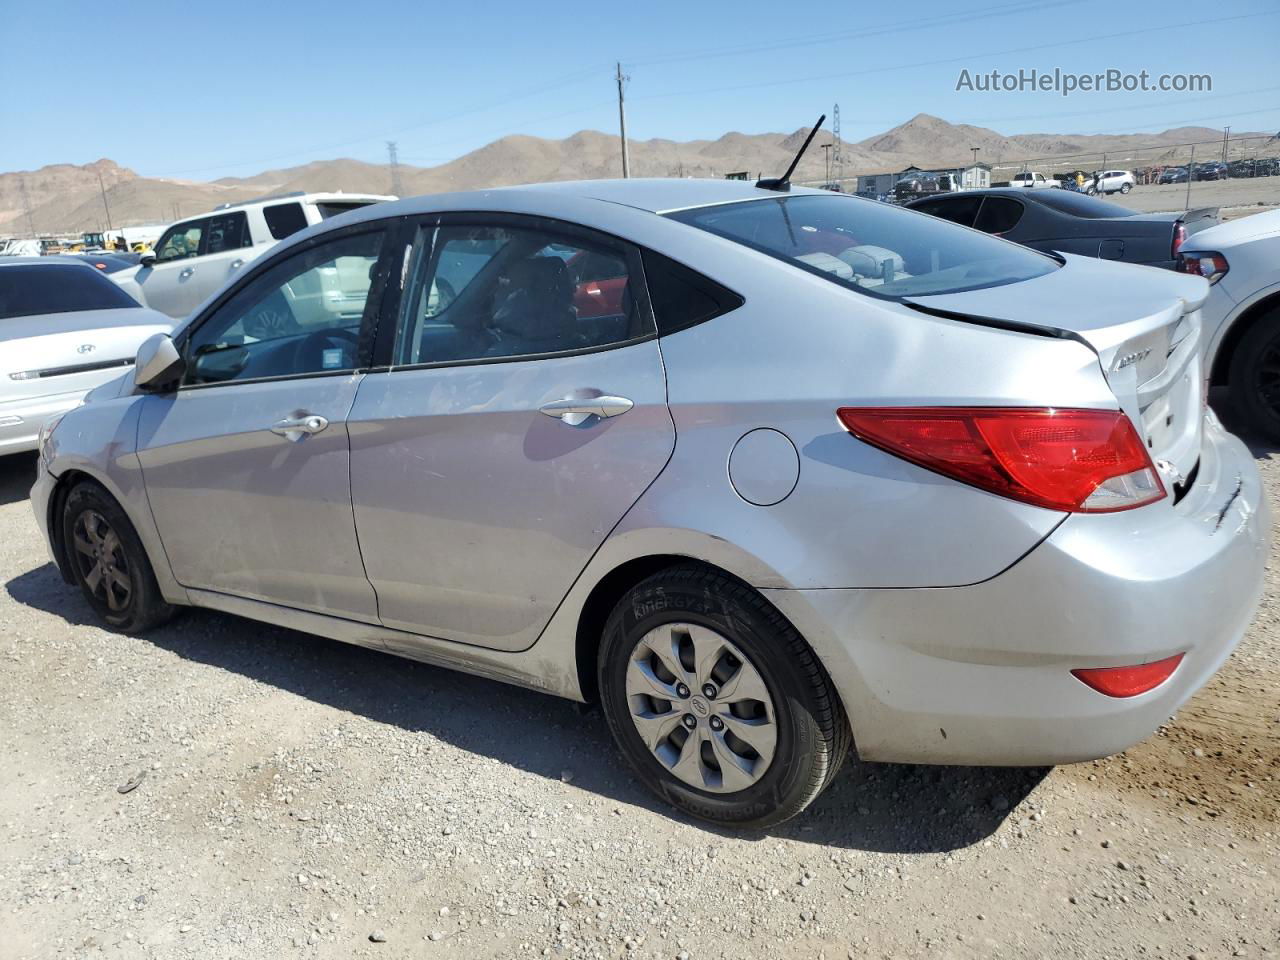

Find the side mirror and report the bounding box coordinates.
[140,252,157,267]
[134,333,184,391]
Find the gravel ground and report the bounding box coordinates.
[1101,177,1280,218]
[1,408,1277,960]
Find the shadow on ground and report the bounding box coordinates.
[0,452,36,507]
[6,561,1044,854]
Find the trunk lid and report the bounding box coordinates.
[905,254,1210,487]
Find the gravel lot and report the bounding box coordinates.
[1,408,1277,960]
[1102,177,1280,219]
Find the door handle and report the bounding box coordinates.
[539,395,633,425]
[230,259,244,270]
[270,414,329,442]
[179,267,194,279]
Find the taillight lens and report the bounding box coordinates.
[1176,250,1229,285]
[1171,222,1187,257]
[1071,653,1184,697]
[836,407,1165,513]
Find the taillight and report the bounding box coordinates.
[836,407,1166,513]
[1176,250,1229,285]
[1171,222,1187,258]
[1071,653,1184,697]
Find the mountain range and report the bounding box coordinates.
[1,114,1264,234]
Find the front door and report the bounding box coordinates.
[136,227,391,621]
[348,214,675,651]
[135,218,207,318]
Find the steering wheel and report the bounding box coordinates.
[292,327,360,372]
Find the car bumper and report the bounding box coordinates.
[0,390,87,456]
[764,412,1269,766]
[30,458,58,567]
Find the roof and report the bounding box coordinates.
[494,178,830,214]
[0,256,95,268]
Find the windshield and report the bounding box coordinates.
[666,194,1058,300]
[0,264,139,320]
[1029,190,1135,219]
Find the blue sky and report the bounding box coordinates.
[3,0,1277,179]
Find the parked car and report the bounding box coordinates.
[906,187,1218,269]
[1194,162,1229,181]
[32,180,1267,827]
[0,258,171,455]
[110,191,394,320]
[1159,166,1191,185]
[1177,209,1280,440]
[1085,169,1135,195]
[892,172,953,202]
[67,252,142,274]
[1006,171,1059,189]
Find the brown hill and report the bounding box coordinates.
[5,115,1271,235]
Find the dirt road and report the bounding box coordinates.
[1,425,1277,959]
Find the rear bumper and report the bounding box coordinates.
[765,412,1269,765]
[0,390,86,455]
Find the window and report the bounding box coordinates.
[394,222,649,366]
[183,231,384,386]
[974,197,1024,235]
[205,212,251,254]
[667,194,1057,301]
[0,264,138,320]
[154,220,204,263]
[264,202,308,240]
[641,250,742,335]
[913,195,981,228]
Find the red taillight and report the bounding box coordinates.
[1176,250,1229,285]
[836,407,1166,513]
[1171,222,1187,258]
[1071,653,1184,698]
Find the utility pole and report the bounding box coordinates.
[832,103,842,185]
[96,170,113,232]
[19,179,35,237]
[615,62,630,178]
[386,141,404,196]
[1222,126,1230,162]
[820,143,832,182]
[1185,144,1195,209]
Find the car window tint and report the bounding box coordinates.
[668,194,1057,300]
[915,195,981,228]
[205,212,251,254]
[154,220,204,263]
[0,265,139,320]
[974,197,1024,235]
[1030,190,1134,219]
[394,222,649,366]
[641,249,743,335]
[183,231,383,386]
[263,202,308,240]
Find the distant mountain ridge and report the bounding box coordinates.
[2,114,1264,234]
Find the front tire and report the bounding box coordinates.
[62,482,174,633]
[1228,308,1280,443]
[598,565,850,828]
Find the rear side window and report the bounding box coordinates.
[263,202,308,240]
[668,194,1057,300]
[974,197,1024,234]
[316,201,377,220]
[205,212,251,253]
[641,250,743,335]
[0,265,139,320]
[913,195,981,228]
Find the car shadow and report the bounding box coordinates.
[5,562,1042,853]
[0,452,37,507]
[1209,388,1280,458]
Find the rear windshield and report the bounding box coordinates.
[667,194,1058,300]
[315,201,378,220]
[0,264,139,320]
[1030,190,1134,219]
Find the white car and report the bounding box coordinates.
[1087,170,1136,195]
[1179,209,1280,438]
[112,191,393,319]
[0,258,171,455]
[1007,172,1059,189]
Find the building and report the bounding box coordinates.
[856,163,992,196]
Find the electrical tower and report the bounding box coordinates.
[386,141,404,197]
[832,104,843,185]
[19,179,35,237]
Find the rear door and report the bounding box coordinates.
[348,213,675,651]
[136,226,393,621]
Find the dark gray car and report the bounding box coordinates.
[907,188,1218,270]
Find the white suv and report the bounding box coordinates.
[111,191,394,319]
[1087,170,1136,195]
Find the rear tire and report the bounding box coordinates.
[62,481,175,634]
[1228,308,1280,443]
[598,565,850,828]
[1120,183,1132,194]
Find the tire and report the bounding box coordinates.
[62,481,175,633]
[598,565,850,828]
[1120,183,1132,194]
[1228,308,1280,443]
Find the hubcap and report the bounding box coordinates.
[71,509,132,613]
[624,622,777,794]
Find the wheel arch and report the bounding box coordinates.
[1210,289,1280,386]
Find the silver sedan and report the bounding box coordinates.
[30,180,1269,827]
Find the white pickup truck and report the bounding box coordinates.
[1006,172,1060,189]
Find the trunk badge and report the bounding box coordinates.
[1115,348,1151,370]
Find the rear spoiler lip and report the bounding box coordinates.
[902,300,1086,346]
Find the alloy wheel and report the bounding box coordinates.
[624,622,777,794]
[71,509,132,613]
